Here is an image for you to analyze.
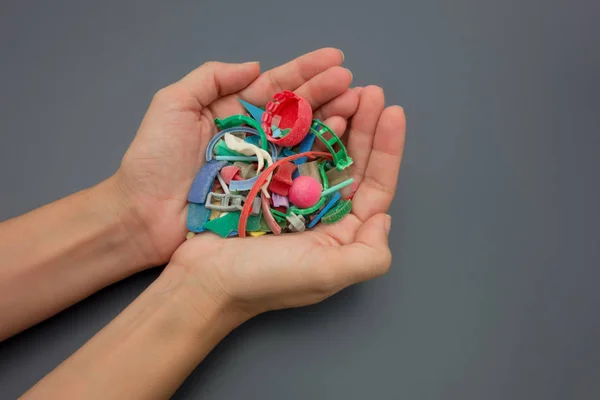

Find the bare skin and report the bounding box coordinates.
[0,48,406,399]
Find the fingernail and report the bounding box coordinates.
[384,214,392,236]
[243,61,260,65]
[339,49,345,62]
[346,68,353,82]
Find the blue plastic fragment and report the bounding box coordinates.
[188,160,228,204]
[239,99,265,122]
[272,128,282,138]
[307,192,342,228]
[294,133,317,165]
[187,203,211,232]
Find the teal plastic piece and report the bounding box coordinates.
[214,115,268,150]
[239,99,265,123]
[203,212,240,237]
[214,155,259,161]
[187,203,211,232]
[320,178,354,198]
[214,140,243,157]
[246,213,262,232]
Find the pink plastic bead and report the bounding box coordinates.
[288,176,323,209]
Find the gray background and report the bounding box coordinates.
[0,0,599,399]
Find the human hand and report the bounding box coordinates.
[165,86,406,319]
[106,48,357,268]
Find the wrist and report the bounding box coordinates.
[91,176,159,270]
[157,260,253,332]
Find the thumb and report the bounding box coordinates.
[339,213,393,285]
[168,61,261,109]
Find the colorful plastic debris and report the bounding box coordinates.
[184,90,355,239]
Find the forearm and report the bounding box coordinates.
[0,176,153,340]
[22,264,245,400]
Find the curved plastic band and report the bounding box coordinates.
[238,152,333,237]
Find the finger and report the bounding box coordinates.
[314,89,359,121]
[345,86,385,188]
[353,86,364,96]
[321,116,347,138]
[294,66,353,111]
[166,62,261,110]
[352,106,406,221]
[238,47,344,106]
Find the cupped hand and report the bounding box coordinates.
[110,48,358,267]
[167,86,406,318]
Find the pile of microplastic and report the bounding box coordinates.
[186,90,354,239]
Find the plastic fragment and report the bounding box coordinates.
[187,203,211,232]
[203,211,240,238]
[321,199,352,225]
[238,99,265,123]
[185,232,196,240]
[267,161,297,196]
[309,120,353,170]
[325,167,352,187]
[220,166,241,184]
[214,114,267,150]
[288,176,322,208]
[286,212,306,232]
[249,231,267,237]
[216,173,230,194]
[261,90,313,147]
[294,133,317,165]
[307,192,342,228]
[320,178,354,198]
[261,193,282,235]
[297,161,323,184]
[251,197,262,215]
[205,192,245,211]
[187,160,228,204]
[271,193,289,208]
[225,133,272,173]
[214,140,243,157]
[246,211,262,231]
[233,161,257,179]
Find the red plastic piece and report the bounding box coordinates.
[261,90,313,147]
[220,165,240,185]
[238,151,333,237]
[267,161,297,196]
